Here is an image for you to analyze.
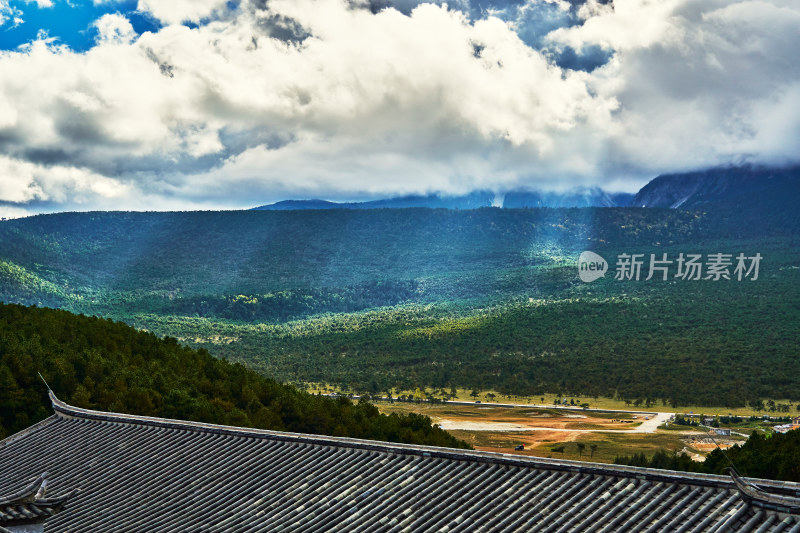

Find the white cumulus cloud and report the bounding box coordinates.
[0,155,130,205]
[94,13,136,44]
[25,0,53,8]
[136,0,231,25]
[549,0,800,172]
[0,1,22,28]
[0,0,797,215]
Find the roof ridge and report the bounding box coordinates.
[49,391,459,453]
[46,392,796,492]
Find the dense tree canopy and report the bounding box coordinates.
[615,430,800,482]
[0,207,798,407]
[0,303,467,449]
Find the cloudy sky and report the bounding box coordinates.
[0,0,798,216]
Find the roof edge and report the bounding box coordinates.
[0,415,59,450]
[0,473,46,505]
[46,392,798,492]
[0,471,78,526]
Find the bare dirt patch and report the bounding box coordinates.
[684,437,736,452]
[430,408,628,432]
[377,402,687,463]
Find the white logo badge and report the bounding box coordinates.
[578,251,608,282]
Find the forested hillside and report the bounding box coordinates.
[0,206,786,315]
[615,430,800,482]
[0,208,711,302]
[0,204,798,407]
[203,262,800,406]
[0,303,467,449]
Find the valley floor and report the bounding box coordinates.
[374,400,750,464]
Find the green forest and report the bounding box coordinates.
[0,302,467,449]
[615,430,800,482]
[203,267,800,406]
[0,206,798,407]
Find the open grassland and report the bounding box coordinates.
[376,401,750,464]
[451,431,690,464]
[305,384,800,419]
[377,403,636,430]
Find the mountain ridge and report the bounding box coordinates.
[632,165,800,209]
[251,165,798,212]
[253,187,634,211]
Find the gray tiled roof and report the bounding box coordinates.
[0,393,798,532]
[0,472,74,529]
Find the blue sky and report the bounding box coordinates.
[0,0,798,216]
[0,1,158,51]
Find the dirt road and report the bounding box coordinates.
[438,411,673,434]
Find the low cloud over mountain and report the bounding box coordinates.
[0,0,798,216]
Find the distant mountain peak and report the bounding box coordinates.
[253,187,635,211]
[252,191,496,211]
[631,165,800,209]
